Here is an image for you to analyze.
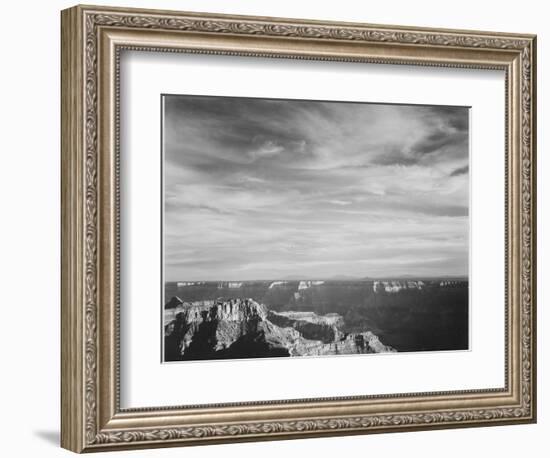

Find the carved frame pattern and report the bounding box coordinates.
[61,4,536,453]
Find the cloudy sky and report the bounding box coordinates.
[163,95,469,281]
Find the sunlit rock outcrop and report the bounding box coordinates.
[268,281,288,289]
[164,297,395,361]
[373,280,424,294]
[298,280,325,290]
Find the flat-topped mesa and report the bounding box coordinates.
[174,298,268,323]
[164,297,266,315]
[272,311,344,328]
[268,281,287,289]
[291,331,396,356]
[268,310,345,343]
[298,280,325,290]
[373,280,425,294]
[439,280,466,288]
[214,281,245,289]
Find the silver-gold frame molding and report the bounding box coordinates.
[61,4,537,453]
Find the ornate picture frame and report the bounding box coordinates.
[61,4,536,453]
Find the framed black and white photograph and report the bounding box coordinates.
[61,4,536,453]
[162,95,470,363]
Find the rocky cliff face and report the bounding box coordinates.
[164,298,394,361]
[373,280,425,294]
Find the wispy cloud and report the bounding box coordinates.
[163,95,469,280]
[450,165,469,177]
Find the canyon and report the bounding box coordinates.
[164,278,468,361]
[164,297,395,361]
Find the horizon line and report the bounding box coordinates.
[165,276,469,283]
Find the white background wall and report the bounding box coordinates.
[0,0,546,456]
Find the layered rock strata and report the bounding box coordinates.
[164,297,395,361]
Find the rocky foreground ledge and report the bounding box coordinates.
[164,297,395,361]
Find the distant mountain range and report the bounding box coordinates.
[168,274,468,283]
